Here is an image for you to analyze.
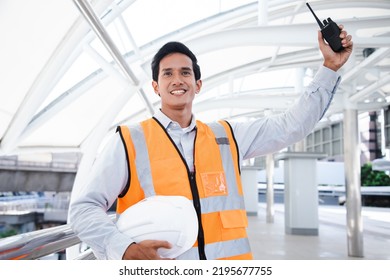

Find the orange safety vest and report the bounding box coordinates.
[116,117,253,260]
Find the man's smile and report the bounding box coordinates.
[170,89,186,96]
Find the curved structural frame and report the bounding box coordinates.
[1,0,390,260]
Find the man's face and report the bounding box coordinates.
[152,52,202,113]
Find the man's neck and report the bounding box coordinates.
[160,108,192,128]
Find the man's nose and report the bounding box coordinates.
[171,73,184,85]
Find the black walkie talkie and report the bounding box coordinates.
[306,2,344,52]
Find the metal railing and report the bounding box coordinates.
[1,212,123,260]
[0,222,90,260]
[0,157,78,172]
[0,212,118,260]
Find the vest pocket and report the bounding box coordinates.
[219,210,248,241]
[200,171,228,197]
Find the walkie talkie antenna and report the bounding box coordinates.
[306,2,324,28]
[306,2,344,52]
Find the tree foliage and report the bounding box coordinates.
[361,162,390,186]
[0,228,17,238]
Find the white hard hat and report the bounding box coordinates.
[116,195,198,258]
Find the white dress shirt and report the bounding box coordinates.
[69,65,340,259]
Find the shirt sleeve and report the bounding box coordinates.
[231,65,341,160]
[68,132,135,260]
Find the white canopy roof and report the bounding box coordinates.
[1,0,389,161]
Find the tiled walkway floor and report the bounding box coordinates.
[247,203,390,260]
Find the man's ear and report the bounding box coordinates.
[196,79,202,94]
[152,80,160,96]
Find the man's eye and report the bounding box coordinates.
[182,71,191,76]
[163,72,172,76]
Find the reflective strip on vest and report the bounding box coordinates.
[117,118,252,260]
[202,121,244,214]
[128,123,156,197]
[176,238,251,260]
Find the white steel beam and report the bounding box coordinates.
[193,95,299,112]
[73,0,155,115]
[186,17,390,55]
[349,73,390,103]
[0,0,114,154]
[342,48,390,83]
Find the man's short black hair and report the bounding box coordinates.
[151,41,201,82]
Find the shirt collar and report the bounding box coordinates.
[154,109,196,131]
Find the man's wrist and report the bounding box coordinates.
[323,61,339,72]
[122,242,136,260]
